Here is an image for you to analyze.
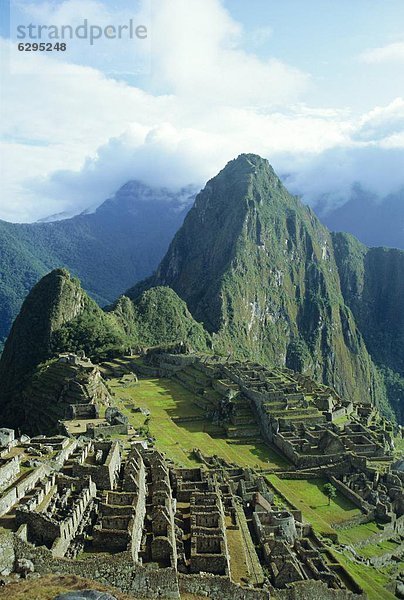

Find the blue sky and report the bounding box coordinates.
[0,0,403,221]
[225,0,404,111]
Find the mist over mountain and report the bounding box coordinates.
[313,186,404,250]
[0,181,195,350]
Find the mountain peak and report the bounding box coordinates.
[212,153,281,193]
[129,156,381,407]
[0,268,87,393]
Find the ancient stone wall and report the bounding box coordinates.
[270,579,365,599]
[16,475,96,557]
[72,441,121,490]
[13,535,180,598]
[86,423,128,438]
[0,465,46,517]
[178,573,270,599]
[0,530,15,573]
[0,455,20,490]
[53,439,78,469]
[328,475,372,513]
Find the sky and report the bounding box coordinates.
[0,0,404,222]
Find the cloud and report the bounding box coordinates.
[10,0,150,75]
[26,98,404,218]
[150,0,309,107]
[248,26,273,49]
[284,145,404,210]
[360,41,404,64]
[22,110,351,216]
[0,37,172,221]
[0,0,312,221]
[1,0,404,222]
[352,98,404,142]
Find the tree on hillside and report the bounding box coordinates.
[323,483,337,506]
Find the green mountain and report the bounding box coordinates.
[129,154,389,413]
[0,181,194,351]
[2,154,403,425]
[332,232,404,422]
[0,269,209,431]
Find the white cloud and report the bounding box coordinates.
[0,38,172,221]
[150,0,309,107]
[284,99,404,207]
[285,146,404,210]
[248,26,273,49]
[10,0,150,75]
[19,110,351,217]
[352,98,404,142]
[1,0,404,222]
[360,41,404,64]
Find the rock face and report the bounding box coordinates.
[129,154,383,409]
[333,232,404,421]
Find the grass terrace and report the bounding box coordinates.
[337,521,383,546]
[108,376,289,469]
[357,538,401,559]
[331,549,398,600]
[266,475,362,535]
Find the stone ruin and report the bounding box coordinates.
[22,353,111,435]
[0,430,369,599]
[15,473,97,558]
[0,350,401,598]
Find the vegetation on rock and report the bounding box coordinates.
[129,154,386,412]
[0,271,208,430]
[0,181,192,350]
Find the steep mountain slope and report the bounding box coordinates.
[333,232,404,422]
[0,269,209,431]
[129,154,384,409]
[0,182,194,349]
[314,186,404,249]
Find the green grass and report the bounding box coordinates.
[109,377,289,469]
[338,521,383,546]
[332,549,397,600]
[267,476,400,598]
[356,539,401,559]
[333,414,350,426]
[393,433,404,459]
[266,475,362,534]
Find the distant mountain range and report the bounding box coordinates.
[1,168,403,354]
[0,181,195,350]
[313,186,404,250]
[1,154,403,430]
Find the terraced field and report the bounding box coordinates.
[105,372,402,600]
[109,376,289,469]
[266,474,362,534]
